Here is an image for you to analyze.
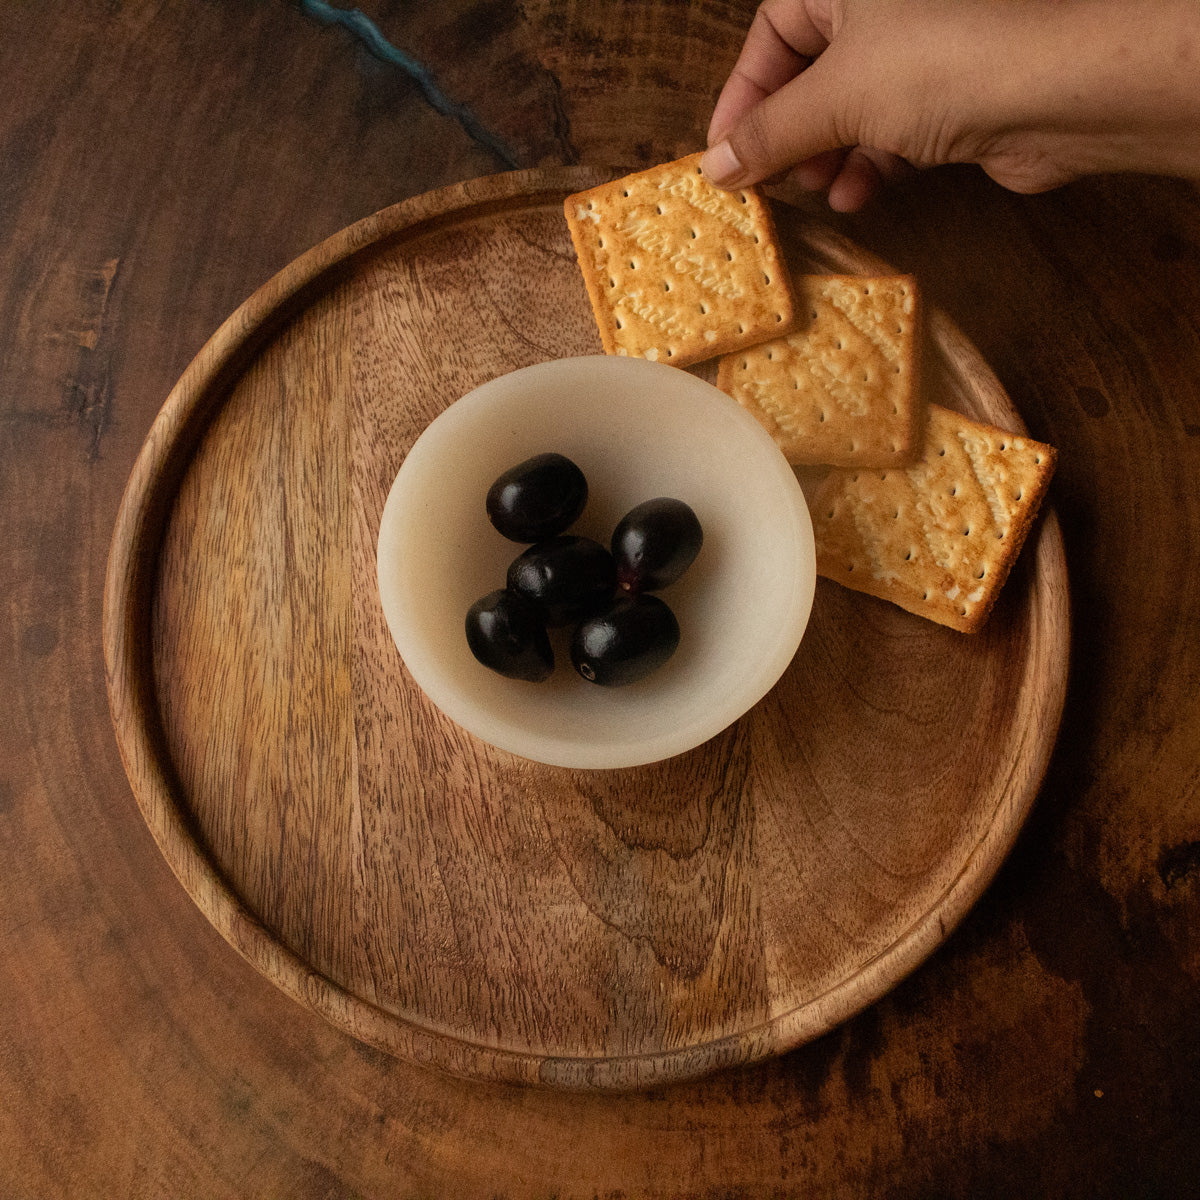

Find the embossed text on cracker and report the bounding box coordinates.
[660,172,758,239]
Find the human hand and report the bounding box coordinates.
[702,0,1200,210]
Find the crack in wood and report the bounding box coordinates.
[298,0,521,169]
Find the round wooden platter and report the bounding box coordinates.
[103,165,1069,1092]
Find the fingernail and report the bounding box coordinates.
[701,140,744,187]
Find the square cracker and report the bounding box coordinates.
[811,403,1057,632]
[564,153,795,368]
[716,274,922,468]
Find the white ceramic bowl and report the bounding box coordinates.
[377,356,815,769]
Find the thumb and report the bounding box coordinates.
[701,58,852,189]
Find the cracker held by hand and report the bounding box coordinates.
[717,275,922,468]
[564,154,795,367]
[812,404,1057,632]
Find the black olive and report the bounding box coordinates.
[570,594,680,686]
[486,453,588,543]
[611,497,703,593]
[465,589,554,681]
[506,535,617,627]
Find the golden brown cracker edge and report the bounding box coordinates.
[812,405,1057,633]
[564,154,797,368]
[717,273,924,469]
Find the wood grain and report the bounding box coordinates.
[103,170,1068,1089]
[7,1,1200,1194]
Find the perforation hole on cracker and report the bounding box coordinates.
[810,403,1058,633]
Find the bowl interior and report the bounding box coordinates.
[377,355,815,768]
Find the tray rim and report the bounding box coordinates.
[102,165,1071,1091]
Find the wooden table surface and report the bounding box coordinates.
[3,2,1197,1196]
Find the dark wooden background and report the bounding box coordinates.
[3,2,1198,1195]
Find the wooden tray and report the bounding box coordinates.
[103,166,1069,1091]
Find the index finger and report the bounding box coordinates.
[708,0,832,145]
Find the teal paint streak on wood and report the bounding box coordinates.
[299,0,521,168]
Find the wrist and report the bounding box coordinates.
[991,0,1200,184]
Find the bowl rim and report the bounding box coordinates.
[375,354,817,768]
